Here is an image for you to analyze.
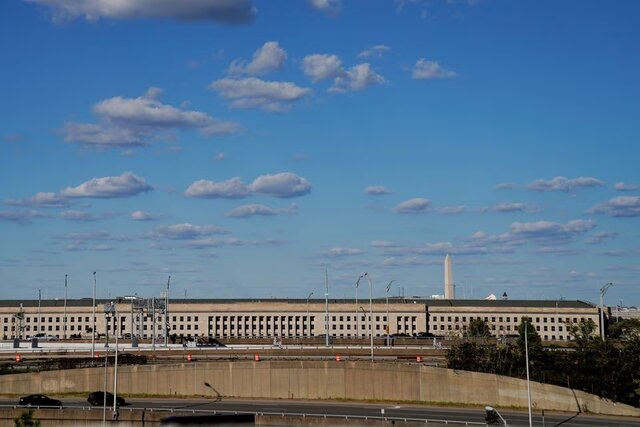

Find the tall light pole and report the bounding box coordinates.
[355,276,361,338]
[599,282,613,340]
[306,292,313,337]
[92,272,96,358]
[63,274,68,340]
[112,304,119,415]
[165,276,170,347]
[524,320,532,427]
[37,289,41,335]
[386,280,395,346]
[359,273,374,362]
[324,268,330,347]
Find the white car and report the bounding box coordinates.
[33,333,59,341]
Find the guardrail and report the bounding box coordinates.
[1,404,485,425]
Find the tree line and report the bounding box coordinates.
[446,317,640,407]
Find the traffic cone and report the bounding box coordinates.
[254,353,260,361]
[187,354,192,362]
[335,354,341,362]
[15,354,21,362]
[416,356,422,363]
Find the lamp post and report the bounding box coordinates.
[306,292,313,337]
[524,320,532,427]
[599,282,613,340]
[63,274,68,340]
[37,289,41,335]
[485,406,507,427]
[386,280,395,346]
[359,273,374,362]
[92,272,96,358]
[324,268,330,347]
[165,276,170,347]
[355,276,361,338]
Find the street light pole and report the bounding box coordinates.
[365,273,374,362]
[63,274,68,340]
[113,304,119,415]
[524,320,532,427]
[355,277,360,338]
[92,272,96,358]
[165,276,170,347]
[386,280,395,346]
[306,292,313,337]
[324,268,330,347]
[37,289,41,335]
[599,282,613,340]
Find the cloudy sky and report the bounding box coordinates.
[1,0,639,304]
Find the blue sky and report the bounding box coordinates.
[1,0,639,305]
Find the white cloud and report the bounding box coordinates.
[0,209,49,223]
[412,59,457,79]
[5,192,69,208]
[185,172,311,199]
[64,89,238,149]
[25,0,257,24]
[60,172,152,198]
[301,54,344,83]
[494,182,518,190]
[588,196,640,217]
[250,173,312,198]
[131,210,161,221]
[330,63,384,93]
[225,203,297,218]
[508,219,596,243]
[214,152,225,161]
[307,0,342,16]
[61,210,115,221]
[584,231,618,245]
[325,247,365,258]
[358,45,391,59]
[184,177,251,199]
[364,185,392,196]
[209,77,311,112]
[436,205,466,215]
[493,202,534,213]
[614,182,640,191]
[151,223,227,240]
[526,176,603,192]
[393,198,431,214]
[228,41,287,75]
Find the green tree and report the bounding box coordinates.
[609,319,640,340]
[467,318,492,337]
[569,318,598,341]
[14,409,40,427]
[516,317,542,355]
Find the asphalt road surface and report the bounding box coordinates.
[2,397,639,426]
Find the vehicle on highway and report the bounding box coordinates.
[33,333,59,341]
[87,391,125,407]
[18,394,62,407]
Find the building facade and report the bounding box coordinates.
[0,298,600,342]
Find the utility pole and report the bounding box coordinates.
[355,276,361,338]
[386,280,395,346]
[365,273,374,362]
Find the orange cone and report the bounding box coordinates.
[416,356,422,363]
[15,354,21,362]
[335,354,341,362]
[187,354,192,362]
[254,353,260,361]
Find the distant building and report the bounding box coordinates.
[0,297,601,342]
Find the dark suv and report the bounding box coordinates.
[87,391,125,407]
[18,394,62,407]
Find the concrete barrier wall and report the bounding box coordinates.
[1,361,637,417]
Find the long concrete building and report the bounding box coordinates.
[0,297,601,342]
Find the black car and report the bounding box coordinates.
[87,391,125,407]
[18,394,62,407]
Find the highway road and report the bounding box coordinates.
[2,397,639,426]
